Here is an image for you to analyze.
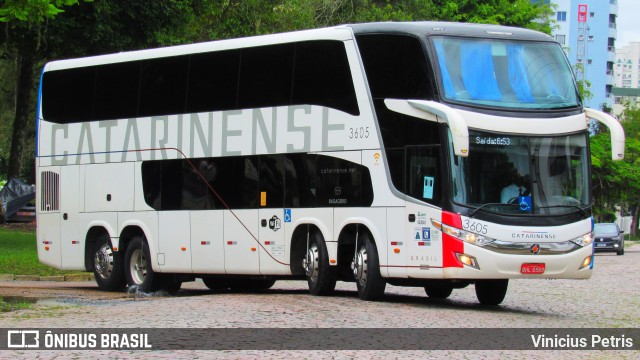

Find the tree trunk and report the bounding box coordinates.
[7,53,35,181]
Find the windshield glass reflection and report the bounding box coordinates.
[432,37,579,110]
[450,131,589,215]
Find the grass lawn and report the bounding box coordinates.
[0,227,87,276]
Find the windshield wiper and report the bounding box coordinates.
[537,205,589,217]
[468,202,518,217]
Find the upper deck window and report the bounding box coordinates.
[432,37,579,110]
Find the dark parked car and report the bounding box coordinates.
[593,223,624,255]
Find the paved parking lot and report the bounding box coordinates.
[1,244,639,359]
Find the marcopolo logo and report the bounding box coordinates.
[7,330,39,348]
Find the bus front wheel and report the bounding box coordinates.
[92,233,126,291]
[424,280,454,299]
[475,279,508,306]
[303,231,336,296]
[353,232,386,301]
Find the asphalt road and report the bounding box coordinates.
[1,244,639,359]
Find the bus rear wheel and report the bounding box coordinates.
[92,233,126,291]
[353,232,386,301]
[124,236,163,293]
[303,231,336,296]
[475,279,508,306]
[424,280,454,299]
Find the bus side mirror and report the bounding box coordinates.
[585,108,625,161]
[384,99,469,157]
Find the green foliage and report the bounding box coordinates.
[181,0,552,44]
[0,228,87,275]
[590,102,640,229]
[0,0,555,181]
[0,298,33,313]
[0,0,80,23]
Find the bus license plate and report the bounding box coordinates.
[521,263,545,274]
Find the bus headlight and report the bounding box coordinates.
[579,255,593,270]
[436,221,495,247]
[571,232,593,247]
[455,253,480,269]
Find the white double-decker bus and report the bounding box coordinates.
[36,22,625,305]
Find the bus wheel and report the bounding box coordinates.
[229,279,277,291]
[162,275,182,294]
[424,280,453,299]
[93,233,126,291]
[475,279,508,306]
[124,236,163,293]
[202,277,230,291]
[303,232,336,296]
[353,232,386,301]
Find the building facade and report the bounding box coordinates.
[615,42,640,89]
[549,0,617,110]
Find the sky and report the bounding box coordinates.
[616,0,640,48]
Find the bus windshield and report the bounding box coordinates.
[432,37,579,110]
[450,131,590,216]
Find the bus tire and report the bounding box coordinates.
[124,236,163,293]
[92,233,126,291]
[353,232,386,301]
[229,279,276,291]
[202,277,230,291]
[304,231,336,296]
[424,280,453,299]
[475,279,508,306]
[162,275,182,294]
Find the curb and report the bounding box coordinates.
[0,273,93,282]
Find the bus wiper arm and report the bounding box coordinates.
[468,203,517,217]
[537,205,588,217]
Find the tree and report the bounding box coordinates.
[0,0,555,183]
[0,0,195,183]
[182,1,553,44]
[590,102,640,237]
[0,0,84,182]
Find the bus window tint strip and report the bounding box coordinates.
[41,41,359,124]
[141,154,373,211]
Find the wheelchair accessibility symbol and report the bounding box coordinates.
[284,208,292,223]
[518,196,532,212]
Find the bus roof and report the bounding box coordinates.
[44,26,354,72]
[348,21,554,42]
[44,21,553,72]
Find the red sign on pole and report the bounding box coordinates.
[578,4,588,23]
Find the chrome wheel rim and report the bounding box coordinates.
[353,246,367,287]
[94,243,114,280]
[129,248,147,285]
[303,244,319,283]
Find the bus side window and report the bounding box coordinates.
[315,155,373,207]
[187,50,240,113]
[406,147,441,206]
[238,44,295,110]
[41,67,95,123]
[293,41,359,115]
[213,156,260,209]
[284,154,316,208]
[94,61,140,121]
[139,56,189,117]
[259,155,285,208]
